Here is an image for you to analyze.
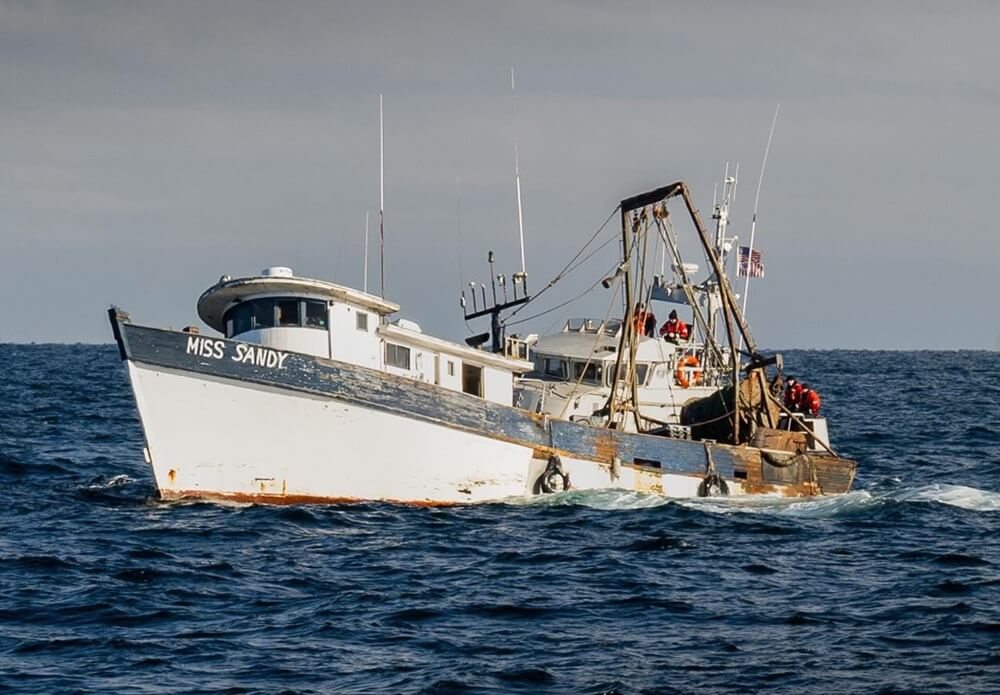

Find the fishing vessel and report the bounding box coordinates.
[109,179,856,504]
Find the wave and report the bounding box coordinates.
[886,483,1000,512]
[506,488,673,510]
[503,482,999,517]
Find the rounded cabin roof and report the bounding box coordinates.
[197,268,400,332]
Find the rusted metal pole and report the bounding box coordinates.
[606,206,634,427]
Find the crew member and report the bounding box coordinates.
[784,376,804,411]
[632,303,656,338]
[659,310,689,343]
[643,310,657,338]
[800,384,821,417]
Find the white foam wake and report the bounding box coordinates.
[887,483,1000,512]
[505,482,1000,516]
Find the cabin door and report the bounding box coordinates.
[434,355,441,385]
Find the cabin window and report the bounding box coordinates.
[447,361,455,377]
[304,300,327,328]
[541,357,567,380]
[462,363,483,397]
[251,299,275,330]
[386,343,410,369]
[356,312,369,331]
[228,303,252,336]
[607,363,650,387]
[572,361,603,385]
[277,300,299,327]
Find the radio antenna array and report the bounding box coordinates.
[461,251,531,353]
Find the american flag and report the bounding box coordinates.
[737,246,765,278]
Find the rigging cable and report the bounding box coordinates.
[504,204,621,322]
[504,264,617,328]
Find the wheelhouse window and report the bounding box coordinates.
[228,303,252,336]
[276,300,299,327]
[252,300,275,329]
[541,357,566,380]
[572,361,603,385]
[305,301,327,328]
[462,363,483,397]
[607,363,650,387]
[386,343,410,369]
[224,298,329,337]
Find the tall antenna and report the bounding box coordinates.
[379,93,386,299]
[740,103,780,338]
[363,209,370,293]
[511,67,526,276]
[456,176,465,291]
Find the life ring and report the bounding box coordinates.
[675,355,702,388]
[534,455,571,494]
[697,473,729,497]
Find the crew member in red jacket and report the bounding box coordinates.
[800,384,822,416]
[659,310,689,343]
[784,376,804,411]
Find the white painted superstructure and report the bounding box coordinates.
[196,267,533,406]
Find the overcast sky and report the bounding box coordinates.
[2,0,998,349]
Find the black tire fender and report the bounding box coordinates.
[697,473,730,497]
[534,455,571,494]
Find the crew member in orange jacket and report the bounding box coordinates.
[659,310,689,343]
[632,303,657,338]
[800,384,821,416]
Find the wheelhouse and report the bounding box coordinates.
[197,267,532,406]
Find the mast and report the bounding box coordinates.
[379,93,386,300]
[709,164,738,347]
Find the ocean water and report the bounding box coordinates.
[0,345,998,694]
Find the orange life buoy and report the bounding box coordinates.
[675,355,702,388]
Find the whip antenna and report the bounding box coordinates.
[379,93,386,299]
[363,210,370,293]
[739,103,780,349]
[511,67,526,277]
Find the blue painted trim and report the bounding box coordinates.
[111,318,733,478]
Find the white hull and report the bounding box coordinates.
[127,362,724,504]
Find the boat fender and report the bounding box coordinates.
[697,473,729,497]
[675,355,702,388]
[534,455,571,494]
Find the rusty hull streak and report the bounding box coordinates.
[732,447,775,496]
[161,489,463,507]
[591,429,617,465]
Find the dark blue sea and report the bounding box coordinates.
[1,346,997,694]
